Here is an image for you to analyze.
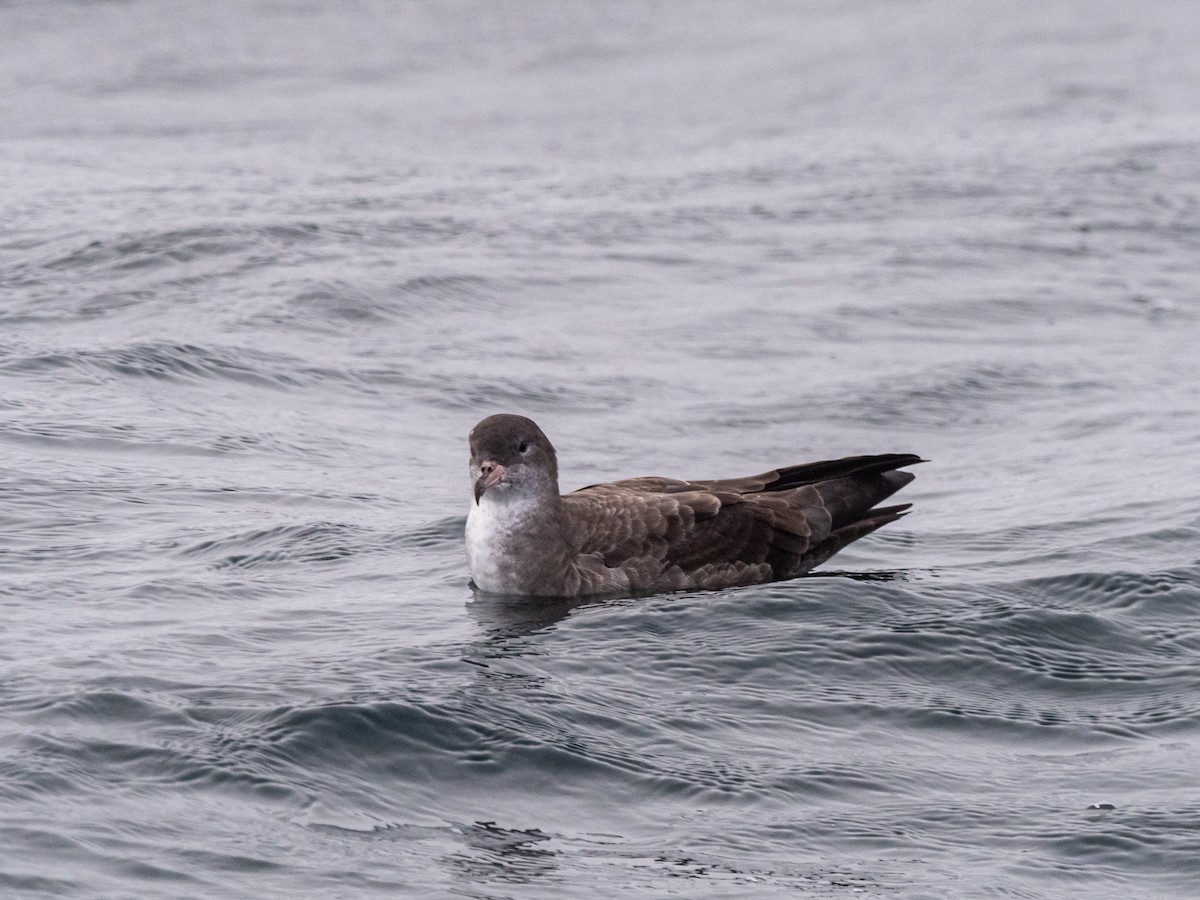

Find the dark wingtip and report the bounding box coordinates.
[870,502,912,518]
[882,454,927,468]
[767,453,926,493]
[882,470,916,492]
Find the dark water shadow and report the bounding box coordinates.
[465,567,911,641]
[444,820,558,887]
[465,587,610,641]
[804,567,912,583]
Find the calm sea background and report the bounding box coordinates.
[3,2,1200,897]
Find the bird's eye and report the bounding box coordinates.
[519,441,529,453]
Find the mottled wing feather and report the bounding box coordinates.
[666,498,803,579]
[563,483,824,589]
[562,485,716,558]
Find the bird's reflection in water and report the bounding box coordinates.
[465,585,630,644]
[444,820,558,886]
[466,568,906,644]
[805,568,909,583]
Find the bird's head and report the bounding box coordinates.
[468,414,559,505]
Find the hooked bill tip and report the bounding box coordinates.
[473,460,506,504]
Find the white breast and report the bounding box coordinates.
[465,493,541,593]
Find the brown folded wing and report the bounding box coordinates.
[563,453,921,592]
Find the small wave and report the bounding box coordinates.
[842,360,1112,429]
[258,698,627,784]
[267,273,494,332]
[0,416,313,459]
[180,522,369,570]
[699,358,1113,433]
[999,567,1200,612]
[0,342,304,389]
[24,690,193,728]
[441,377,634,413]
[5,728,303,809]
[1018,803,1200,882]
[41,223,322,276]
[1,335,657,420]
[393,516,467,551]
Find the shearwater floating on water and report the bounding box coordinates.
[466,414,923,598]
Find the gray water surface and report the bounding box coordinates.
[3,2,1200,897]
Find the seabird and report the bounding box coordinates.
[466,414,923,598]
